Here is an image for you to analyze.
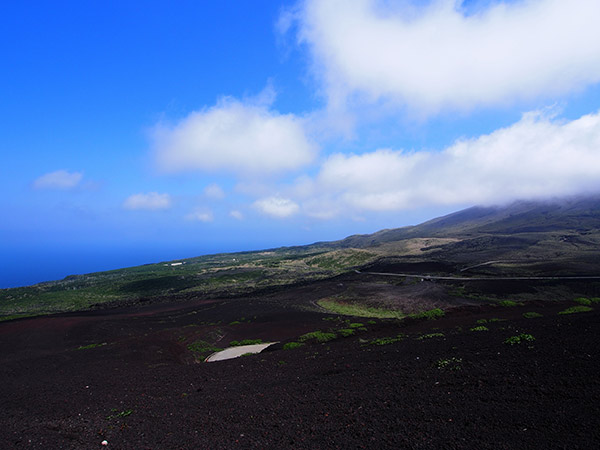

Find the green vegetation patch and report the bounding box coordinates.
[229,339,263,346]
[283,342,304,350]
[187,340,222,360]
[408,308,445,320]
[498,300,520,307]
[573,297,593,306]
[338,328,356,337]
[523,312,543,319]
[476,318,503,324]
[367,334,405,346]
[107,409,133,420]
[558,305,593,315]
[435,357,462,370]
[470,326,489,332]
[416,332,445,340]
[77,342,107,350]
[298,331,337,343]
[318,299,404,319]
[504,334,535,345]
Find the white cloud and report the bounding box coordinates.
[229,210,244,220]
[186,209,214,222]
[203,183,225,200]
[294,0,600,114]
[123,192,172,211]
[254,196,300,218]
[33,170,83,190]
[297,109,600,216]
[152,94,317,176]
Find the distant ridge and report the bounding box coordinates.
[328,196,600,249]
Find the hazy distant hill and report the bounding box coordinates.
[331,196,600,248]
[2,196,599,319]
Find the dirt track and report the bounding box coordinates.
[1,276,599,449]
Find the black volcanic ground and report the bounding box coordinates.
[1,270,599,449]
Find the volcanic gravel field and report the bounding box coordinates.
[1,274,599,449]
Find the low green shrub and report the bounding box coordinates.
[416,332,445,340]
[573,297,592,306]
[523,312,543,319]
[435,357,462,370]
[498,300,519,307]
[77,342,107,350]
[338,328,356,337]
[408,308,445,320]
[187,340,222,359]
[229,339,263,346]
[504,334,535,345]
[367,334,404,346]
[470,326,489,332]
[299,331,337,343]
[558,305,593,315]
[283,342,304,350]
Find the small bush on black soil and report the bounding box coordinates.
[523,312,543,319]
[498,300,519,307]
[187,340,222,359]
[77,342,107,350]
[559,305,593,315]
[338,328,356,337]
[470,326,489,332]
[366,320,376,325]
[349,322,365,328]
[435,357,462,370]
[409,308,445,320]
[573,297,592,306]
[229,339,263,346]
[504,334,535,345]
[107,409,133,420]
[229,321,241,325]
[283,342,304,350]
[299,331,337,343]
[367,334,404,346]
[416,332,445,340]
[476,318,503,324]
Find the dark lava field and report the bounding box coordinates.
[1,270,599,449]
[3,198,600,449]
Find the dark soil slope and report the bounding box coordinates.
[1,294,598,449]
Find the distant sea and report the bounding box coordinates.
[0,244,234,289]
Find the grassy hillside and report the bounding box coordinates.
[0,247,378,319]
[2,196,599,320]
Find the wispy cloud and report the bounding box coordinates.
[229,210,244,220]
[123,192,172,211]
[185,208,214,222]
[203,183,225,200]
[254,196,300,218]
[33,170,83,190]
[292,109,600,216]
[293,0,600,115]
[152,88,317,176]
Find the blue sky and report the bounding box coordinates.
[2,0,600,287]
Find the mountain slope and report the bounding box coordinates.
[2,196,600,319]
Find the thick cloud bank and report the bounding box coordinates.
[300,110,600,216]
[296,0,600,114]
[153,97,317,176]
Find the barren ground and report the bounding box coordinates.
[1,273,599,449]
